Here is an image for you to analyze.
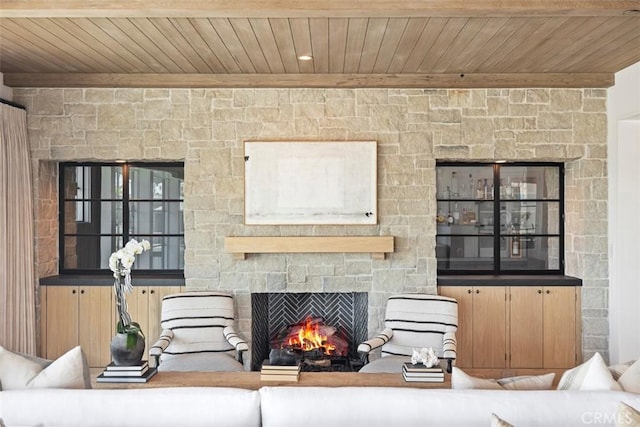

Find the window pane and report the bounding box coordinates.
[437,165,494,200]
[63,201,124,235]
[437,200,493,235]
[499,201,560,235]
[129,201,184,234]
[436,235,494,271]
[129,166,184,200]
[64,235,123,269]
[499,166,559,200]
[130,236,185,270]
[500,236,561,271]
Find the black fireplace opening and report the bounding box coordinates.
[251,292,368,371]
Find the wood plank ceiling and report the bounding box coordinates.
[1,1,639,88]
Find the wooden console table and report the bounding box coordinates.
[92,370,451,390]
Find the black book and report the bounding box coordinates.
[402,362,443,373]
[96,367,157,383]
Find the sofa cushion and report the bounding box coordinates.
[558,352,622,391]
[452,367,554,390]
[358,355,410,373]
[158,352,244,372]
[0,345,90,390]
[260,387,640,427]
[0,387,261,427]
[491,413,514,427]
[618,359,640,393]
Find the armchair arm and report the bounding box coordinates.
[149,329,174,367]
[442,331,457,373]
[357,328,393,363]
[223,325,249,364]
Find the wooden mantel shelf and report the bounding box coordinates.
[225,236,394,260]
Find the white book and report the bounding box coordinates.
[102,365,150,377]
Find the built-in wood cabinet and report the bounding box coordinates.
[40,285,182,368]
[41,286,113,367]
[439,286,507,369]
[439,285,580,372]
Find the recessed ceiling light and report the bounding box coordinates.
[495,160,507,163]
[298,55,313,61]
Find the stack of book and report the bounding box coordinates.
[402,362,445,383]
[96,360,157,383]
[260,360,301,382]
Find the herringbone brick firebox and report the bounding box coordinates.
[250,292,368,371]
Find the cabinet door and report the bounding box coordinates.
[146,286,182,362]
[543,286,577,368]
[472,287,507,368]
[438,286,473,368]
[78,286,113,367]
[44,286,79,360]
[127,286,151,341]
[509,287,543,368]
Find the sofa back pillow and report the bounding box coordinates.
[0,345,90,390]
[558,352,622,391]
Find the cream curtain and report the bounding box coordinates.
[0,102,36,354]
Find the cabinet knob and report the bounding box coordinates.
[467,289,472,294]
[72,289,76,294]
[142,289,146,294]
[475,289,480,294]
[537,289,542,294]
[546,290,551,294]
[80,289,85,294]
[150,290,155,294]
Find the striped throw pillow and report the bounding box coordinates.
[558,352,622,391]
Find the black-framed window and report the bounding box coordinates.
[436,162,564,275]
[60,162,185,274]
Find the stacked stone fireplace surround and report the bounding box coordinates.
[16,87,609,361]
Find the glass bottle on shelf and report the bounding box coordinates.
[451,172,459,198]
[468,174,474,199]
[476,179,483,199]
[447,212,454,225]
[453,202,460,224]
[483,179,489,199]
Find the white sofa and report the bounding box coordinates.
[2,386,639,427]
[0,387,261,427]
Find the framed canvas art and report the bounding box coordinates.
[244,141,377,225]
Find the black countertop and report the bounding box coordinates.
[39,274,185,287]
[437,275,582,286]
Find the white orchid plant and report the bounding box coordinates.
[110,238,151,348]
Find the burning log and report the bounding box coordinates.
[271,317,348,358]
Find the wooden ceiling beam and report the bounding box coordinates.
[3,72,615,88]
[2,1,639,18]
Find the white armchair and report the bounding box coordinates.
[150,291,249,372]
[358,294,458,373]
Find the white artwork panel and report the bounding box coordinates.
[244,141,377,225]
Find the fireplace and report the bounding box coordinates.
[251,292,368,371]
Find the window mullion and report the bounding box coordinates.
[123,164,130,243]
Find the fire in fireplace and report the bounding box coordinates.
[269,316,355,371]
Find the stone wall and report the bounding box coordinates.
[13,87,609,360]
